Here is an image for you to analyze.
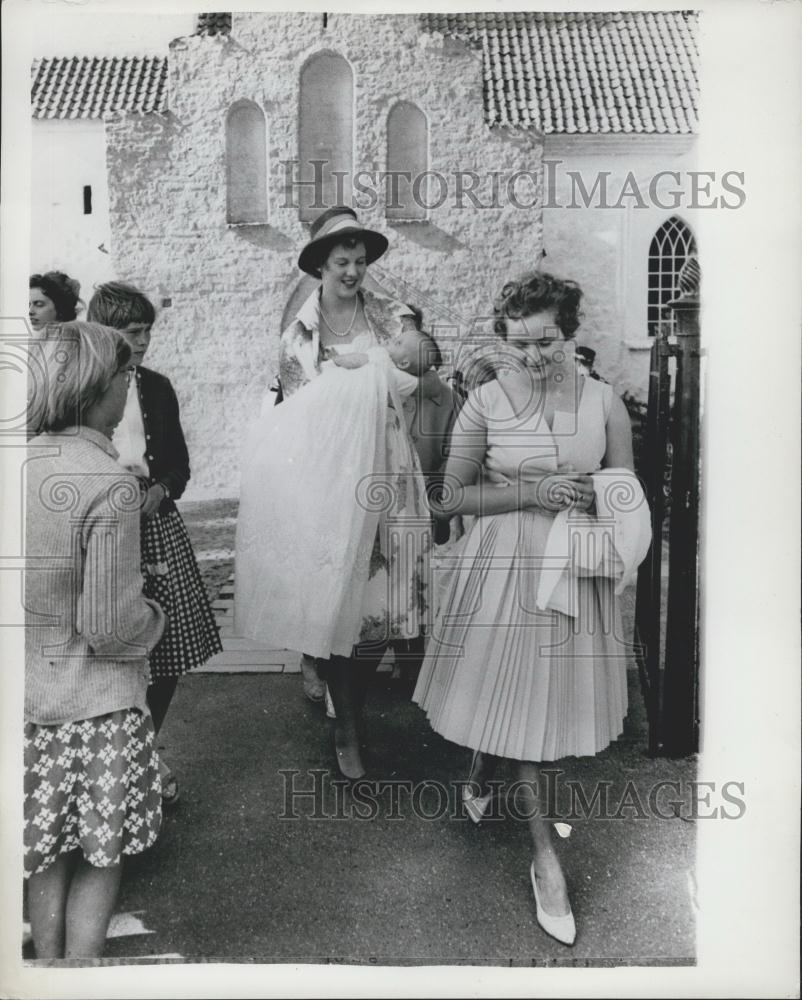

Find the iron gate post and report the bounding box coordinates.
[661,279,701,756]
[634,328,673,755]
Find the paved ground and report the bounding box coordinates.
[179,498,239,606]
[101,672,696,967]
[24,500,696,967]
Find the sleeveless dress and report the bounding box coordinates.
[234,289,432,658]
[412,376,629,761]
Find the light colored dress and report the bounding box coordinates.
[413,376,630,761]
[234,289,432,658]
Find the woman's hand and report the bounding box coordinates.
[141,483,166,519]
[484,452,514,487]
[521,468,596,513]
[331,352,369,369]
[485,455,594,508]
[552,473,596,512]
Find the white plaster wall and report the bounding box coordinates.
[105,13,544,500]
[31,119,115,303]
[541,135,700,399]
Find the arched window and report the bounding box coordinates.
[647,217,697,335]
[226,100,268,225]
[298,52,353,221]
[386,101,427,221]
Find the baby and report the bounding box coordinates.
[325,326,439,382]
[236,323,439,660]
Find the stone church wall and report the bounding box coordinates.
[106,12,543,499]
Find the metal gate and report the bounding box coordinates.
[635,257,701,757]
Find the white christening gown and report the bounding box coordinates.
[234,345,420,659]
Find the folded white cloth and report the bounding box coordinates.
[536,468,651,617]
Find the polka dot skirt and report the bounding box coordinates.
[141,510,222,679]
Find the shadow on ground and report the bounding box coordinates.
[24,499,696,967]
[102,667,696,966]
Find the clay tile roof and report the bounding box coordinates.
[420,10,698,134]
[31,56,168,119]
[31,12,697,133]
[195,12,232,36]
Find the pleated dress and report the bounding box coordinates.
[412,376,629,762]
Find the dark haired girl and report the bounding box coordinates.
[414,272,649,947]
[29,272,82,329]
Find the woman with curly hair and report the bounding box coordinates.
[414,272,649,947]
[29,272,82,329]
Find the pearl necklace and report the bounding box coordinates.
[319,298,359,338]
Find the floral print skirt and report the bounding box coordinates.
[24,709,162,878]
[357,405,432,647]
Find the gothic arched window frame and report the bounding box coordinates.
[647,216,697,336]
[225,98,269,226]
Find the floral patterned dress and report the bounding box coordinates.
[235,288,432,655]
[24,710,162,877]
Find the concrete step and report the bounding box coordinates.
[197,648,301,673]
[208,570,393,674]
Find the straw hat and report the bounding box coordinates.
[298,206,389,278]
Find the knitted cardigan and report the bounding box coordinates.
[25,427,166,725]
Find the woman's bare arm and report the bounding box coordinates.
[434,414,572,518]
[602,393,635,471]
[330,351,369,369]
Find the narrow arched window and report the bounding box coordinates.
[226,100,268,225]
[298,52,353,221]
[386,101,427,221]
[647,217,697,335]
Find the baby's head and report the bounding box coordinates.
[387,328,440,377]
[387,307,441,377]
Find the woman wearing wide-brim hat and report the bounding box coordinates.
[235,206,438,779]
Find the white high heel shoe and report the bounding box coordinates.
[462,751,492,824]
[530,862,576,946]
[461,783,492,824]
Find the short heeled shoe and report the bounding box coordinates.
[301,655,325,703]
[331,728,365,781]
